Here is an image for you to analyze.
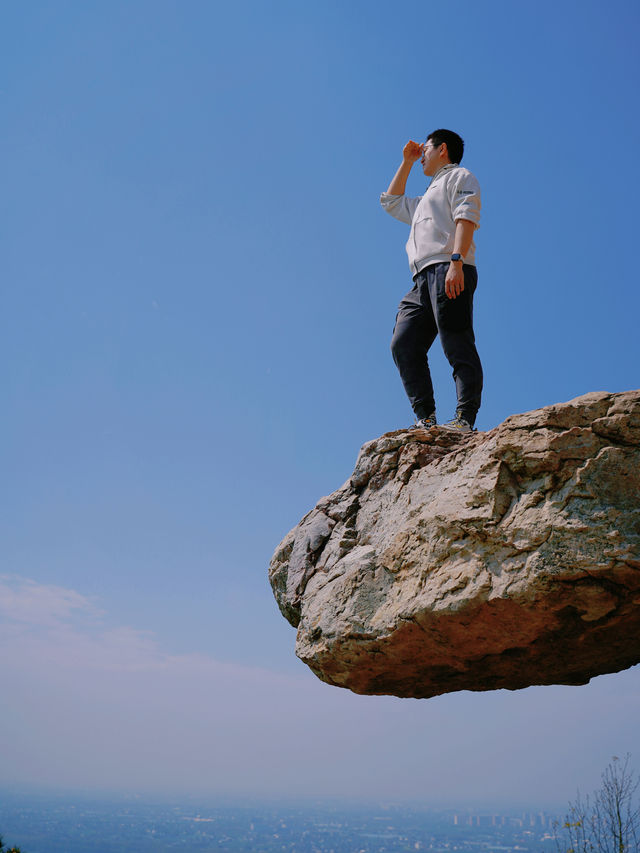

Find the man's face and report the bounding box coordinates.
[421,138,446,176]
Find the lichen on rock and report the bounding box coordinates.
[269,391,640,699]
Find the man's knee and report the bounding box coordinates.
[390,321,411,364]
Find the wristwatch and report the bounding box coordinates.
[450,253,464,263]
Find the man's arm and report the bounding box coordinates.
[386,140,423,194]
[445,218,476,299]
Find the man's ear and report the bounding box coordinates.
[440,142,449,161]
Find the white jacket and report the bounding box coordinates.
[380,163,481,276]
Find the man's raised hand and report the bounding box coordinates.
[403,140,423,163]
[386,140,423,195]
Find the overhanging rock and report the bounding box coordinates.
[269,391,640,699]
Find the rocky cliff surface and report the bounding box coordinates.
[269,391,640,699]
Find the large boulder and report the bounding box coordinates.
[269,391,640,699]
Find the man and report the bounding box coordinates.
[381,129,483,432]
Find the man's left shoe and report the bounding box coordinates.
[413,412,437,430]
[440,413,476,433]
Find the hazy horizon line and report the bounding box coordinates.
[0,784,567,815]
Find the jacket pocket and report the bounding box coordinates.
[412,216,449,258]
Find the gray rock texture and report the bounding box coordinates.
[269,391,640,699]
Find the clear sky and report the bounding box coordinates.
[2,0,639,807]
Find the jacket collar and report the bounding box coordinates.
[431,162,457,181]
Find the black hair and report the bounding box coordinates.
[426,129,464,164]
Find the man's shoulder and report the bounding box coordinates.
[448,164,478,180]
[445,166,481,195]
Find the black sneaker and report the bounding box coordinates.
[413,413,437,430]
[440,412,476,432]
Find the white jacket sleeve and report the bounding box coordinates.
[380,192,420,225]
[449,170,481,228]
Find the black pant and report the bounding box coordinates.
[390,262,483,424]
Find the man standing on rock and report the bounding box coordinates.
[381,129,483,432]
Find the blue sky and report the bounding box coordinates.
[2,0,639,806]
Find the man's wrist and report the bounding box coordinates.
[450,252,464,264]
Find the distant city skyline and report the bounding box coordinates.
[0,795,566,853]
